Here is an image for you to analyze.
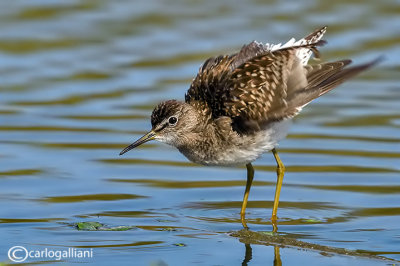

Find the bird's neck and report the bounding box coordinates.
[175,115,236,165]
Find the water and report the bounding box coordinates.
[1,0,399,265]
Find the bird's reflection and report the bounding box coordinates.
[242,244,252,266]
[242,243,282,266]
[273,246,282,266]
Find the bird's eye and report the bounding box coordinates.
[168,116,178,125]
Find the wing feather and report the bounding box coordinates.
[185,26,378,135]
[185,27,327,122]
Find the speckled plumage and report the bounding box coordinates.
[141,26,377,166]
[120,26,379,229]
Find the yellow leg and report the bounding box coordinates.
[240,163,254,229]
[271,148,285,232]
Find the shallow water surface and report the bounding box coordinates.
[1,0,400,265]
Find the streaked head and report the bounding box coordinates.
[119,100,198,155]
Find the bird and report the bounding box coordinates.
[120,26,379,231]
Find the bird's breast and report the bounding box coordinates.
[177,120,291,166]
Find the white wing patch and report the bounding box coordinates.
[264,27,327,66]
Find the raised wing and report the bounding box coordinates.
[224,42,325,133]
[185,27,327,123]
[185,26,377,135]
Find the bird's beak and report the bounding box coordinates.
[119,130,156,155]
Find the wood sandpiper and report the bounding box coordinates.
[120,26,379,231]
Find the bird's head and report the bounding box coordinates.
[119,100,199,155]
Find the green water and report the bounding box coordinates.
[1,0,399,265]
